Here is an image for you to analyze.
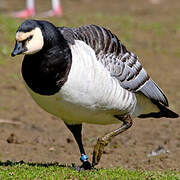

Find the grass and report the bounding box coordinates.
[0,161,179,180]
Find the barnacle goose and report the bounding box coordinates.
[11,19,178,170]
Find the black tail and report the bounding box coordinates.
[138,100,179,118]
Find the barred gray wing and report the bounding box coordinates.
[58,25,168,106]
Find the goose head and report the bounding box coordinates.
[11,19,61,57]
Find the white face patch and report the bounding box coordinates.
[16,27,44,55]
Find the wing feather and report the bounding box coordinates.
[58,25,168,106]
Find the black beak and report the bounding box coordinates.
[11,41,26,57]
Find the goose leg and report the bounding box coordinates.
[92,115,133,167]
[65,123,91,170]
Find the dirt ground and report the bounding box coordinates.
[0,0,180,171]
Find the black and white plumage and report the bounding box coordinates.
[11,20,178,169]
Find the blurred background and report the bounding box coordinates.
[0,0,179,171]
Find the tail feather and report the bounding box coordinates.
[138,100,179,118]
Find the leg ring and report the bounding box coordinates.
[80,154,88,162]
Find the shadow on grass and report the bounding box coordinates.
[0,160,72,168]
[0,160,98,172]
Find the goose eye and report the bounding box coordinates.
[27,35,33,41]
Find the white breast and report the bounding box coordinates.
[27,40,137,125]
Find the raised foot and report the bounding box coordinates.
[92,137,109,167]
[92,116,133,167]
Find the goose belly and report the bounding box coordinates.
[26,86,121,125]
[27,84,135,125]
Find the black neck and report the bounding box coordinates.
[21,30,72,96]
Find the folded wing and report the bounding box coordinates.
[59,25,169,107]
